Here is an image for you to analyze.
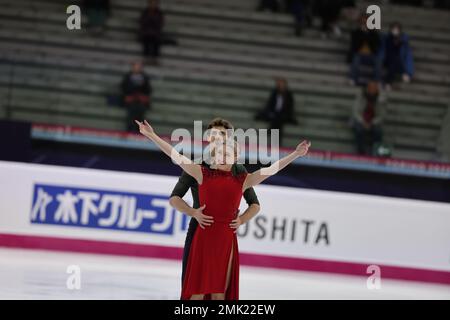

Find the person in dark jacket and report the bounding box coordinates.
[381,22,414,88]
[121,61,151,133]
[348,15,382,85]
[255,78,297,146]
[139,0,164,64]
[351,81,386,155]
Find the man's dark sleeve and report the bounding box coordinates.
[235,164,260,206]
[170,170,196,199]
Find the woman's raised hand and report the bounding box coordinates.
[134,119,154,138]
[295,140,311,157]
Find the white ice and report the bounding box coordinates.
[0,248,449,300]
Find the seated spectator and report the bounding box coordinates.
[255,78,297,146]
[381,22,414,89]
[121,61,152,133]
[351,81,386,156]
[257,0,280,12]
[83,0,110,34]
[139,0,164,65]
[348,15,382,86]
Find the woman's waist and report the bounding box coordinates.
[209,218,234,224]
[203,210,238,222]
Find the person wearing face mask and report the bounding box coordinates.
[351,81,387,156]
[381,22,414,89]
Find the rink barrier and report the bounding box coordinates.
[31,123,450,179]
[1,160,449,286]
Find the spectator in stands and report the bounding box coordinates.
[255,78,297,146]
[381,22,414,90]
[121,61,152,133]
[139,0,165,65]
[83,0,110,34]
[351,81,386,156]
[348,15,382,86]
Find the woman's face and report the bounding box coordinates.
[212,142,236,165]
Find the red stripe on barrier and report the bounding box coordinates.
[0,233,449,285]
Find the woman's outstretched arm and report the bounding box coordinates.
[242,140,311,191]
[135,120,203,183]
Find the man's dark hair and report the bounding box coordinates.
[207,118,233,130]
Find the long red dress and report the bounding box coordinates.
[181,166,247,300]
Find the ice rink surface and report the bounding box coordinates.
[0,248,449,300]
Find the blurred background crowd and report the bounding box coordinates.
[1,0,449,161]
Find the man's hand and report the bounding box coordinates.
[191,204,214,229]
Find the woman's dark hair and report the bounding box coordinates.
[207,118,233,130]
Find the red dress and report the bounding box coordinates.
[181,166,247,300]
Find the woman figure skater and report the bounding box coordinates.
[135,119,311,300]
